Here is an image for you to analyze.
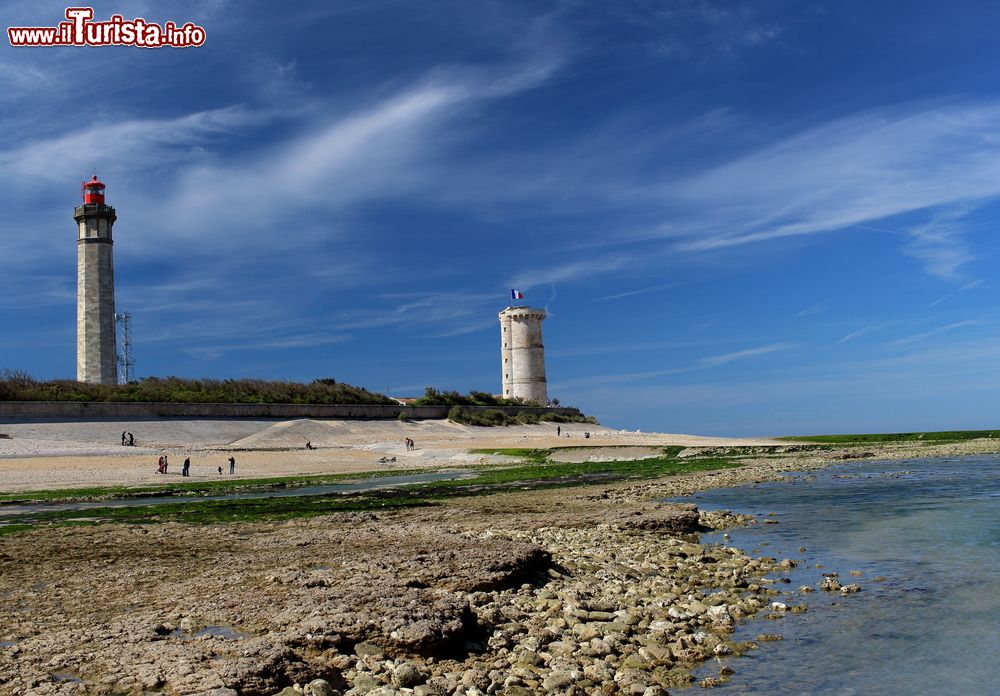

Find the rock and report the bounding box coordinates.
[618,505,701,533]
[820,577,842,592]
[621,654,651,670]
[391,662,424,688]
[215,642,315,696]
[346,674,380,695]
[706,605,732,626]
[353,642,385,659]
[547,640,578,657]
[572,623,601,641]
[461,669,489,691]
[840,584,861,594]
[305,679,338,696]
[542,671,576,691]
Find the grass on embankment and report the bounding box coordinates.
[778,429,1000,445]
[0,448,740,533]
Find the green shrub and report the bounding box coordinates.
[447,406,593,427]
[0,371,393,405]
[415,387,522,407]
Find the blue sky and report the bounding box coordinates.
[5,0,1000,435]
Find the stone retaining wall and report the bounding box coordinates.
[0,401,581,421]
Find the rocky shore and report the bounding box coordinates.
[3,438,998,695]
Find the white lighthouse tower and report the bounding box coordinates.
[499,306,548,404]
[75,175,118,385]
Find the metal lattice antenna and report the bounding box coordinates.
[115,312,135,384]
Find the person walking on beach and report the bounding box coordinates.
[121,431,127,446]
[163,454,168,474]
[557,426,561,437]
[157,455,165,474]
[182,457,190,477]
[228,456,235,475]
[127,432,135,447]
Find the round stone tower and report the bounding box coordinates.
[498,306,547,404]
[74,175,118,385]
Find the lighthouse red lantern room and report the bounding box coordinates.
[82,175,106,204]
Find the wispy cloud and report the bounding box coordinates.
[549,337,735,358]
[698,343,796,368]
[890,319,986,346]
[593,282,678,302]
[0,106,262,183]
[927,276,987,307]
[508,255,633,291]
[797,302,824,317]
[901,207,976,280]
[584,0,787,60]
[837,325,880,344]
[835,321,908,345]
[664,103,1000,258]
[558,342,796,387]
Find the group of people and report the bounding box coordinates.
[120,431,136,446]
[404,437,416,451]
[155,455,235,476]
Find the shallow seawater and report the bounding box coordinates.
[0,470,474,523]
[675,455,1000,695]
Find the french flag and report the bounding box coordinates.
[510,288,524,301]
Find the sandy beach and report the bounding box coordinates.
[3,418,999,695]
[0,418,784,492]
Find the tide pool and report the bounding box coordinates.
[677,455,1000,695]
